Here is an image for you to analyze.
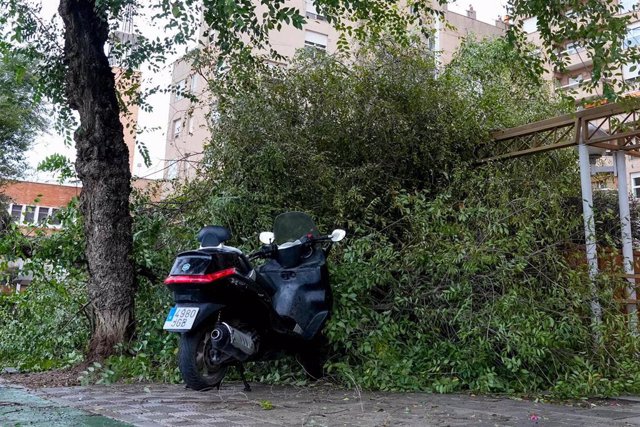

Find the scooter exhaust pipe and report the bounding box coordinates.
[211,322,256,361]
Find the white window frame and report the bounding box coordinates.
[625,26,640,49]
[620,0,637,13]
[23,205,36,224]
[190,75,198,93]
[304,31,328,51]
[6,204,63,228]
[632,173,640,198]
[166,161,178,180]
[562,42,583,56]
[522,17,537,34]
[9,203,23,223]
[188,115,195,135]
[624,25,640,80]
[558,75,590,90]
[175,79,186,100]
[173,118,182,139]
[305,0,326,21]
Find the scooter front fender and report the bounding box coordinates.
[164,302,225,333]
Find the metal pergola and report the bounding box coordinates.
[479,101,640,327]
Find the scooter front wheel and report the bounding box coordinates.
[179,325,228,391]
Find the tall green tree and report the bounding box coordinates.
[0,53,46,233]
[0,54,44,181]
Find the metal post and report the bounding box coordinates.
[615,151,638,330]
[578,141,603,339]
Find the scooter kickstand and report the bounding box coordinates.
[238,363,251,392]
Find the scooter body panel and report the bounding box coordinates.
[257,249,332,339]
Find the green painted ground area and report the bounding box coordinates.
[0,386,129,427]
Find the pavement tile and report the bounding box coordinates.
[15,382,640,427]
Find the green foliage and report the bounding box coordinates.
[0,52,47,181]
[188,38,640,397]
[0,200,87,371]
[445,37,571,132]
[37,154,76,183]
[321,155,640,398]
[259,400,274,410]
[198,41,491,241]
[2,38,640,400]
[562,189,640,247]
[0,194,10,234]
[507,0,640,100]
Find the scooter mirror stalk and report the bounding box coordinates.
[330,229,346,242]
[259,231,275,244]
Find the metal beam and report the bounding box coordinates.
[615,151,638,329]
[579,140,603,342]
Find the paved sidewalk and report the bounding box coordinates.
[5,381,639,426]
[0,385,128,426]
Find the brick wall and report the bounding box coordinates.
[3,180,81,207]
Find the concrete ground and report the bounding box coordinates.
[4,380,640,426]
[0,385,127,426]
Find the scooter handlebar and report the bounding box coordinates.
[248,244,277,260]
[248,234,335,260]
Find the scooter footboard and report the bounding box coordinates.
[163,303,225,333]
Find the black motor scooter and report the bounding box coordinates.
[163,212,345,391]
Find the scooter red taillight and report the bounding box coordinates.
[164,267,236,285]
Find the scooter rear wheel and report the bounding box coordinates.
[179,325,228,391]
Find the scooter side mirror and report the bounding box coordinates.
[259,232,275,244]
[330,229,346,242]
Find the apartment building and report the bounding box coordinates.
[521,1,639,96]
[163,2,505,181]
[521,0,640,195]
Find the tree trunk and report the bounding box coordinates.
[59,0,135,359]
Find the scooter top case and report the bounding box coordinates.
[164,225,258,302]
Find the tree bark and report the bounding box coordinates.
[58,0,135,359]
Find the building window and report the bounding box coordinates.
[10,204,22,222]
[190,75,198,93]
[304,31,328,51]
[175,79,186,100]
[621,0,637,13]
[522,17,537,34]
[626,26,640,49]
[166,161,178,180]
[624,26,640,81]
[173,118,182,139]
[50,208,61,226]
[6,204,63,227]
[305,0,326,21]
[563,42,583,55]
[37,207,49,225]
[23,205,36,224]
[567,75,584,87]
[632,174,640,198]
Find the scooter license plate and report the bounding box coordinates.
[163,307,199,331]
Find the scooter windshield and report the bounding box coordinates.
[273,212,320,245]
